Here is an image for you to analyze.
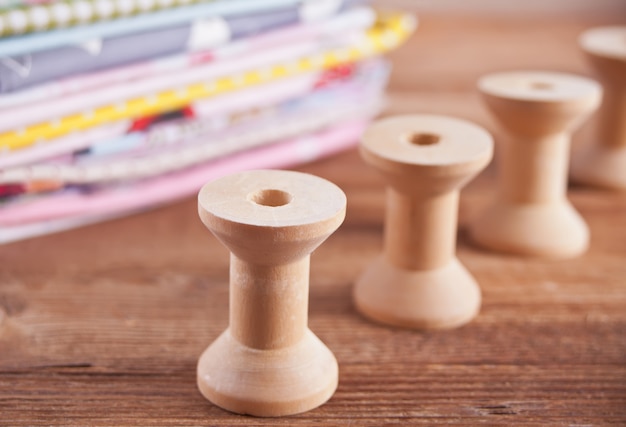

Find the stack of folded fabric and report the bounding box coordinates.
[0,0,414,243]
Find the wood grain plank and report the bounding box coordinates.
[1,12,626,426]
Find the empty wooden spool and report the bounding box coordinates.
[354,115,493,329]
[196,169,346,417]
[571,26,626,190]
[470,71,602,258]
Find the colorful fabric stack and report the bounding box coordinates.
[0,0,414,243]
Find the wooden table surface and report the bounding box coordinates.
[1,12,626,426]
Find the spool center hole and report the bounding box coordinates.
[248,189,292,207]
[408,132,441,146]
[530,81,553,90]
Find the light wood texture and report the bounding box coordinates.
[196,170,346,416]
[1,13,626,426]
[354,115,492,329]
[571,26,626,190]
[376,0,626,19]
[469,71,601,258]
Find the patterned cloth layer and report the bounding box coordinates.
[0,25,357,130]
[0,120,367,244]
[0,0,366,92]
[0,6,372,104]
[0,0,218,35]
[0,12,415,151]
[0,0,356,35]
[0,59,388,186]
[0,72,325,169]
[0,8,416,244]
[0,0,349,56]
[0,90,380,204]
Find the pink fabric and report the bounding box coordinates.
[0,120,366,227]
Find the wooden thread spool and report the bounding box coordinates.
[196,169,346,417]
[354,115,493,329]
[470,71,602,258]
[571,26,626,190]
